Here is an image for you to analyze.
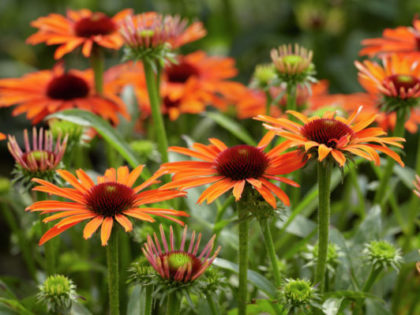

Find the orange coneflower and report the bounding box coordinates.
[360,17,420,57]
[256,107,405,167]
[0,133,5,141]
[120,12,206,51]
[118,51,246,120]
[158,133,306,208]
[27,9,132,59]
[355,54,420,102]
[0,64,129,124]
[26,165,188,246]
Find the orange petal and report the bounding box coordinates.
[331,150,346,167]
[115,214,133,232]
[232,180,246,201]
[318,144,332,161]
[83,216,104,239]
[39,222,79,245]
[101,217,114,246]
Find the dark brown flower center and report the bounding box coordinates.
[301,118,354,148]
[160,251,202,280]
[47,74,90,100]
[74,13,117,38]
[166,61,200,83]
[386,74,420,93]
[163,96,180,109]
[216,145,269,180]
[86,182,135,217]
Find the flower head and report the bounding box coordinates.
[117,51,246,120]
[0,132,5,141]
[250,63,277,89]
[364,240,403,271]
[143,224,220,282]
[8,128,67,187]
[121,12,206,63]
[256,107,405,167]
[0,64,130,124]
[27,9,132,59]
[271,44,316,85]
[158,132,306,208]
[26,165,188,246]
[282,278,318,308]
[360,17,420,57]
[355,54,420,111]
[38,274,78,313]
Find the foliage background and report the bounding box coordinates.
[0,0,420,313]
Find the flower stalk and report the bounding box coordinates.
[144,60,169,163]
[106,229,120,315]
[373,108,407,206]
[90,46,104,94]
[166,293,180,315]
[314,160,332,292]
[258,218,282,288]
[237,194,250,315]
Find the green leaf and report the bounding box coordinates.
[47,110,141,171]
[0,298,35,315]
[353,206,382,245]
[204,111,257,145]
[394,164,415,189]
[70,302,93,315]
[213,258,277,298]
[127,285,142,315]
[322,298,343,315]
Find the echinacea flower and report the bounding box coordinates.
[8,128,67,179]
[271,43,315,85]
[158,132,306,208]
[26,165,188,246]
[0,64,129,124]
[117,51,246,120]
[120,12,205,51]
[256,107,405,167]
[143,224,220,282]
[355,54,420,110]
[360,17,420,57]
[0,132,5,140]
[27,9,132,59]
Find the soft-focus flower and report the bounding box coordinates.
[364,240,403,271]
[158,132,306,208]
[0,132,5,140]
[118,51,246,120]
[143,224,220,282]
[0,64,129,124]
[27,9,132,59]
[360,17,420,57]
[38,274,78,313]
[256,107,405,167]
[271,43,316,85]
[8,128,67,178]
[26,165,188,246]
[355,55,420,109]
[120,12,206,63]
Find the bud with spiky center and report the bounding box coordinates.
[7,128,67,190]
[37,274,77,313]
[250,63,277,90]
[364,240,403,271]
[281,278,320,311]
[303,242,341,274]
[271,43,316,86]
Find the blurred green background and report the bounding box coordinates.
[0,0,419,173]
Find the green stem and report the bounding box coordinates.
[286,83,297,113]
[90,46,104,94]
[314,161,332,292]
[106,230,120,315]
[258,219,281,288]
[144,286,153,315]
[238,198,249,315]
[166,293,180,315]
[207,295,218,315]
[373,108,407,206]
[265,89,272,116]
[0,201,37,280]
[144,61,169,164]
[362,266,382,292]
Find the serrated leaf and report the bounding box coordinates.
[47,110,141,170]
[213,258,277,298]
[204,111,256,145]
